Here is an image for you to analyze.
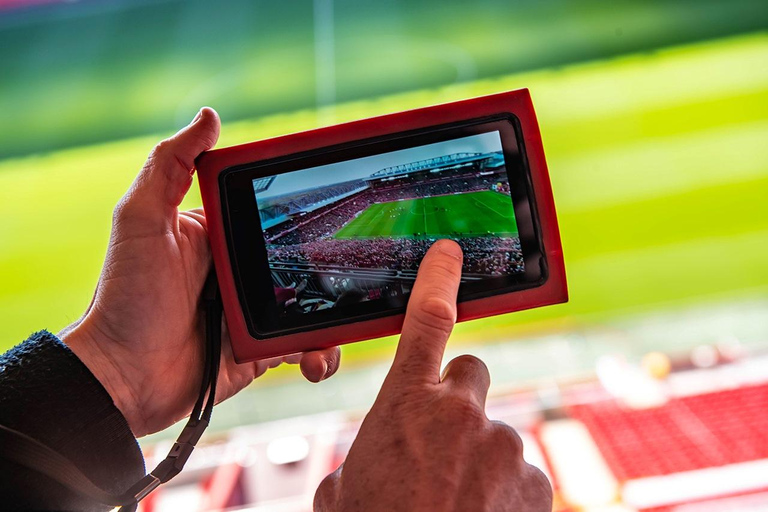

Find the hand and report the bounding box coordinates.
[314,240,552,512]
[61,108,341,438]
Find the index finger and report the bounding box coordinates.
[388,239,463,385]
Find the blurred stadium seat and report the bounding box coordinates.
[569,383,768,480]
[135,352,768,511]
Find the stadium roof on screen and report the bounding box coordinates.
[371,152,482,178]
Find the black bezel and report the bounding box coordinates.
[220,115,548,338]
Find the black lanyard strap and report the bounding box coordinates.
[0,270,222,510]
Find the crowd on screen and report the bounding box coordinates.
[268,236,524,276]
[370,174,502,204]
[262,169,522,276]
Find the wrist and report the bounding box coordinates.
[61,321,144,436]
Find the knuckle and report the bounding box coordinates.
[524,463,554,507]
[489,421,525,457]
[314,466,341,511]
[317,470,338,491]
[112,199,126,221]
[448,354,489,378]
[112,196,132,223]
[412,296,456,338]
[190,128,218,152]
[419,296,456,324]
[151,136,199,178]
[527,463,552,490]
[152,138,174,158]
[149,138,186,173]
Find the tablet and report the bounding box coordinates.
[196,89,567,362]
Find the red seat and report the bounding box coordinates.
[567,383,768,480]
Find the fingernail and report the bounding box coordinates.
[191,109,203,125]
[436,239,462,261]
[319,358,329,381]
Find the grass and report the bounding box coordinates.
[333,191,518,240]
[1,32,767,357]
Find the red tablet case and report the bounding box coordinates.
[196,89,567,362]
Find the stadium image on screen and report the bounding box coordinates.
[254,131,523,316]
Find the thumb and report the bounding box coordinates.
[119,107,221,233]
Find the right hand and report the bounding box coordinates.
[314,239,552,511]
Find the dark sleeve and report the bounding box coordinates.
[0,331,145,511]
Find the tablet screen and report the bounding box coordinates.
[254,131,523,315]
[221,116,545,336]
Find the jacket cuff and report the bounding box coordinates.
[0,330,145,495]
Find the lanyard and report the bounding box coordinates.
[0,270,222,510]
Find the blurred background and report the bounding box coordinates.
[1,0,767,510]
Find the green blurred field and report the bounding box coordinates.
[1,32,767,357]
[2,0,766,159]
[333,191,518,240]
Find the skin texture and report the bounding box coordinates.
[61,108,341,438]
[314,240,553,512]
[58,108,552,511]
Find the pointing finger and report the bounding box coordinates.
[388,239,463,386]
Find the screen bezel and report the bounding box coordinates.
[220,114,548,338]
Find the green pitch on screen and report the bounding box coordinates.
[333,191,518,240]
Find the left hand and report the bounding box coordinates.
[62,108,340,437]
